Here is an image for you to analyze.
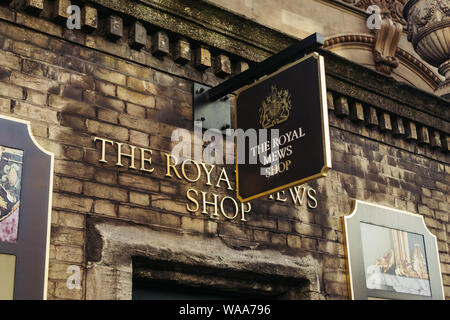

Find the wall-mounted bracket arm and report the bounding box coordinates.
[193,33,324,132]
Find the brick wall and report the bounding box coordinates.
[0,1,448,300]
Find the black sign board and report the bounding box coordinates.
[0,115,53,299]
[235,53,331,202]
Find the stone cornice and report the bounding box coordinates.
[322,50,449,128]
[80,0,296,61]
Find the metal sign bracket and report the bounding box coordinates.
[193,83,231,134]
[192,33,324,135]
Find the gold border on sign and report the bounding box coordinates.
[234,53,332,202]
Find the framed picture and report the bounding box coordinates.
[343,200,444,300]
[0,115,54,299]
[0,146,24,244]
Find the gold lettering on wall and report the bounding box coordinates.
[116,142,137,169]
[182,159,202,182]
[200,163,215,186]
[307,188,318,209]
[93,137,114,163]
[216,167,232,190]
[165,153,182,179]
[201,191,219,217]
[140,148,155,173]
[186,188,199,213]
[93,136,320,223]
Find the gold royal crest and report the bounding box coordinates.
[259,85,292,129]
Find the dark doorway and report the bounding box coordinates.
[133,280,243,300]
[132,256,307,300]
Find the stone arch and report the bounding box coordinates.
[324,34,442,93]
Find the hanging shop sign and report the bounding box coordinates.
[234,53,331,202]
[0,115,54,300]
[343,200,445,300]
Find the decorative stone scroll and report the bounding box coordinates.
[355,0,407,74]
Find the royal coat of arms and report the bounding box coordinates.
[259,85,292,129]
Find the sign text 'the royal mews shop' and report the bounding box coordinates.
[94,137,319,222]
[235,53,331,202]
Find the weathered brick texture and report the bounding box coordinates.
[0,3,447,300]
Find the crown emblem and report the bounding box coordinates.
[259,85,292,129]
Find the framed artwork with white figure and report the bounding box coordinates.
[343,200,444,300]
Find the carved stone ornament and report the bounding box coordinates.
[403,0,450,99]
[372,15,403,74]
[355,0,406,74]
